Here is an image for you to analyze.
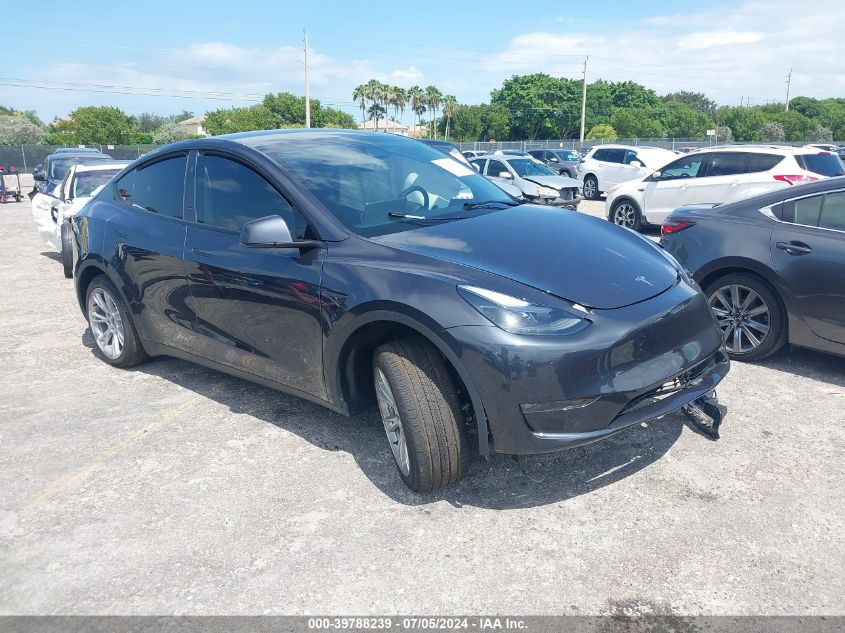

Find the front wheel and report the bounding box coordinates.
[582,175,599,200]
[704,273,787,361]
[373,337,469,493]
[609,199,642,231]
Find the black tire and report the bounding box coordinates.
[583,174,599,200]
[60,222,73,278]
[704,273,787,362]
[373,337,470,493]
[609,198,643,232]
[85,275,147,368]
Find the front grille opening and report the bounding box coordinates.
[617,354,717,417]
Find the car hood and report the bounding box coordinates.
[522,174,582,189]
[374,205,679,310]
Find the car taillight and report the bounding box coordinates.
[774,174,819,185]
[661,219,695,236]
[579,159,585,164]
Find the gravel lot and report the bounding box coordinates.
[0,197,843,615]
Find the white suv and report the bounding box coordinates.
[578,145,678,199]
[605,146,845,231]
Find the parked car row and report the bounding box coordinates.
[604,145,845,230]
[61,129,730,493]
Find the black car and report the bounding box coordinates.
[527,149,580,178]
[35,150,111,194]
[72,129,729,492]
[661,177,845,361]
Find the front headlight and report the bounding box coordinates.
[536,186,559,197]
[458,285,590,335]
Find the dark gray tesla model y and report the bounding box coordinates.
[72,130,729,492]
[662,176,845,362]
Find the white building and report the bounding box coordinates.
[178,115,208,137]
[357,119,410,135]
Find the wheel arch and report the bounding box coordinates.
[326,308,491,458]
[608,195,641,219]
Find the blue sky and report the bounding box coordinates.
[5,0,843,122]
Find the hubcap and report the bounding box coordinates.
[87,288,125,359]
[708,284,770,354]
[613,203,637,228]
[374,368,410,476]
[583,179,596,198]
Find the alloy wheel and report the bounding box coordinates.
[708,284,771,354]
[613,202,637,228]
[583,178,596,199]
[374,367,410,476]
[87,287,125,360]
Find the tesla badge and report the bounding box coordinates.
[635,275,653,287]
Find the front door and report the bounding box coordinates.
[771,190,845,345]
[184,152,327,399]
[641,153,706,224]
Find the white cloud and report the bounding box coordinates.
[676,30,764,51]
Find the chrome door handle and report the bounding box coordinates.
[776,241,812,255]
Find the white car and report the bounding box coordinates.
[469,154,582,209]
[578,145,679,199]
[32,161,129,276]
[605,145,845,231]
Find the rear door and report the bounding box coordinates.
[184,151,326,398]
[689,151,751,205]
[771,190,845,344]
[106,153,196,350]
[594,148,626,188]
[640,153,706,224]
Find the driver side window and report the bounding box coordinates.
[487,160,508,177]
[660,155,705,181]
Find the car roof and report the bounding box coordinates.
[73,161,131,173]
[690,145,833,155]
[54,147,104,153]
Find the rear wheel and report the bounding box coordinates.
[610,199,642,231]
[60,222,73,278]
[704,273,786,361]
[583,175,599,200]
[85,275,147,368]
[373,337,469,493]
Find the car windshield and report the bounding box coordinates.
[73,169,122,198]
[508,158,556,177]
[552,150,578,161]
[256,134,515,237]
[796,153,845,177]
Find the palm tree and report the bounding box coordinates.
[390,86,407,134]
[352,84,368,126]
[442,95,458,140]
[408,86,426,133]
[383,85,396,133]
[365,79,383,131]
[425,85,443,139]
[367,102,385,128]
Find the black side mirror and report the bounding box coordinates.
[34,172,46,182]
[239,215,321,250]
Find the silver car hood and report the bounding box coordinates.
[522,174,582,189]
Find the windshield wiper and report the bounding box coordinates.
[463,199,521,209]
[387,212,427,219]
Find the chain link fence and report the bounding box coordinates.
[0,145,161,172]
[455,138,845,153]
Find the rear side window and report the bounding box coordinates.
[115,154,186,219]
[702,152,748,177]
[749,154,785,172]
[593,148,624,163]
[795,154,845,177]
[820,192,845,231]
[196,155,306,238]
[782,195,823,226]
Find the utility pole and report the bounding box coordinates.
[785,69,792,112]
[304,29,311,128]
[579,56,588,144]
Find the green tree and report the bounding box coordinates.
[352,84,368,125]
[789,96,822,119]
[716,107,766,141]
[47,106,141,144]
[760,121,785,142]
[663,91,716,114]
[446,104,482,141]
[491,73,565,140]
[132,112,168,133]
[202,105,278,135]
[408,86,426,130]
[319,107,356,129]
[611,108,665,138]
[478,103,511,141]
[661,101,713,137]
[610,81,661,110]
[0,115,46,144]
[151,121,192,144]
[586,124,618,141]
[425,85,443,138]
